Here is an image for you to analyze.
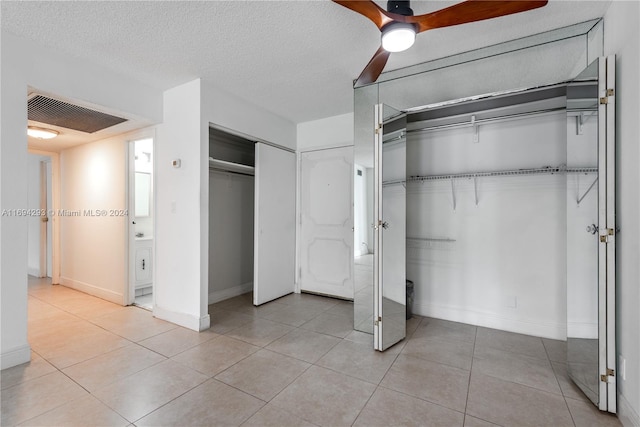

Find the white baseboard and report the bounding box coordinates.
[618,392,640,427]
[208,282,253,304]
[414,301,566,340]
[567,321,598,340]
[1,344,31,370]
[60,277,124,305]
[153,304,210,332]
[27,267,41,277]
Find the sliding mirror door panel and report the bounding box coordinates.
[375,104,407,351]
[566,56,616,413]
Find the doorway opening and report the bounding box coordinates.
[130,138,154,310]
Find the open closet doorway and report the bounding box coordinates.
[208,125,296,307]
[129,138,154,310]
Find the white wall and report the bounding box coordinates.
[59,137,127,304]
[208,171,254,302]
[155,79,207,331]
[297,112,354,151]
[407,112,568,339]
[0,31,162,369]
[603,1,640,425]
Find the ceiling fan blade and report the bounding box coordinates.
[405,0,548,34]
[354,46,391,88]
[332,0,395,30]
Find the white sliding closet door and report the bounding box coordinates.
[253,143,296,305]
[300,147,354,299]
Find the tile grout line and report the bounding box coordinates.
[461,325,478,425]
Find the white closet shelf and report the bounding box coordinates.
[407,165,597,183]
[209,158,255,176]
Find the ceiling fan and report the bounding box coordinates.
[334,0,549,87]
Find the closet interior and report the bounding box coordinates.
[208,127,256,304]
[404,85,577,338]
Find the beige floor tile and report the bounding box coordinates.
[231,300,287,318]
[66,298,127,320]
[344,330,374,346]
[1,352,57,390]
[354,386,464,427]
[380,355,470,412]
[265,328,341,363]
[260,304,326,327]
[209,294,251,311]
[27,297,68,322]
[473,345,561,394]
[208,309,255,334]
[277,293,339,312]
[62,344,166,392]
[551,361,593,403]
[138,326,219,357]
[271,365,376,426]
[32,326,131,369]
[543,337,568,363]
[1,371,88,426]
[92,359,208,422]
[242,403,317,427]
[215,349,310,401]
[28,285,81,303]
[324,301,355,317]
[18,394,129,427]
[475,327,547,359]
[566,397,622,426]
[402,336,474,370]
[317,339,399,384]
[91,307,177,342]
[405,315,423,338]
[136,379,264,427]
[466,372,574,427]
[463,415,500,427]
[172,335,260,376]
[226,318,294,347]
[301,312,354,338]
[413,318,477,344]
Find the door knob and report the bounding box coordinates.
[586,224,598,235]
[381,221,389,229]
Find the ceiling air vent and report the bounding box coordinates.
[28,95,127,133]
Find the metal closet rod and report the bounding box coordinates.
[407,165,597,182]
[407,107,566,134]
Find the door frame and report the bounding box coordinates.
[126,132,156,306]
[29,149,60,284]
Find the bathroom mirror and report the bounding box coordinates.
[135,172,151,217]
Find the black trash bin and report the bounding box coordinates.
[406,280,414,320]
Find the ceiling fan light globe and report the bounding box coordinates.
[381,23,416,52]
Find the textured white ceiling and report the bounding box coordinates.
[2,1,611,124]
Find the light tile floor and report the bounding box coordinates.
[0,277,622,427]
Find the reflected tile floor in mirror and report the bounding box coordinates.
[1,276,621,426]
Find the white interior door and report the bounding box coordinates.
[254,143,296,305]
[300,147,354,299]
